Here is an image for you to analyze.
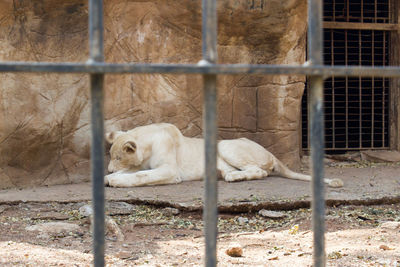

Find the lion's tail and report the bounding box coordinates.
[271,157,312,182]
[271,157,344,188]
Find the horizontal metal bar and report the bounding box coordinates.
[304,147,390,151]
[324,21,398,31]
[1,61,400,77]
[323,147,389,150]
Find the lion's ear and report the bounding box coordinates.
[105,131,124,144]
[123,141,137,153]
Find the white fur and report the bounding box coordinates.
[105,123,343,188]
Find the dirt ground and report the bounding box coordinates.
[0,161,400,266]
[0,202,400,266]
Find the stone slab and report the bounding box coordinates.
[0,165,399,212]
[361,150,400,163]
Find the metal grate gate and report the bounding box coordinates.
[1,0,400,267]
[322,29,390,150]
[302,0,393,152]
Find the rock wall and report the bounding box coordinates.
[0,0,307,189]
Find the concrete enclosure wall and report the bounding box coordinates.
[0,0,307,189]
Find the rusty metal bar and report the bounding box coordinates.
[345,30,349,149]
[308,0,326,266]
[201,0,218,266]
[323,21,398,31]
[324,146,388,151]
[331,29,336,149]
[359,30,363,148]
[372,31,375,146]
[362,0,364,22]
[383,31,386,147]
[332,0,336,21]
[89,0,105,266]
[333,0,336,21]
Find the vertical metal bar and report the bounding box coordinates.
[203,74,218,267]
[308,0,326,266]
[89,0,105,267]
[89,0,104,63]
[201,0,218,267]
[359,30,363,148]
[333,0,336,21]
[331,29,335,149]
[372,31,375,147]
[382,31,386,147]
[361,0,364,22]
[345,30,349,149]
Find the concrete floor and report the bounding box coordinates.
[1,164,399,212]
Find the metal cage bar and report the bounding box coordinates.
[202,0,218,266]
[345,30,349,149]
[359,30,363,148]
[308,0,326,266]
[3,61,400,77]
[88,0,105,267]
[331,30,336,149]
[372,31,376,146]
[383,32,387,146]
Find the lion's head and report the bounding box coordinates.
[105,131,143,173]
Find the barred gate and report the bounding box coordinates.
[1,0,399,266]
[302,0,394,153]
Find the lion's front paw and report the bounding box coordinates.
[328,178,344,188]
[105,173,121,187]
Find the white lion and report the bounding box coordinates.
[104,123,343,188]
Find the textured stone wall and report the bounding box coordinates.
[0,0,307,189]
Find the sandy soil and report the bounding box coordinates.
[0,201,399,266]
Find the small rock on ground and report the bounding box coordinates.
[26,222,81,234]
[258,209,286,219]
[0,205,9,214]
[380,221,400,230]
[79,201,136,217]
[226,242,243,257]
[106,201,136,215]
[105,216,125,241]
[78,204,93,217]
[162,207,180,216]
[237,217,249,225]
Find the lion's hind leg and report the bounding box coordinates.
[218,139,271,183]
[217,157,237,178]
